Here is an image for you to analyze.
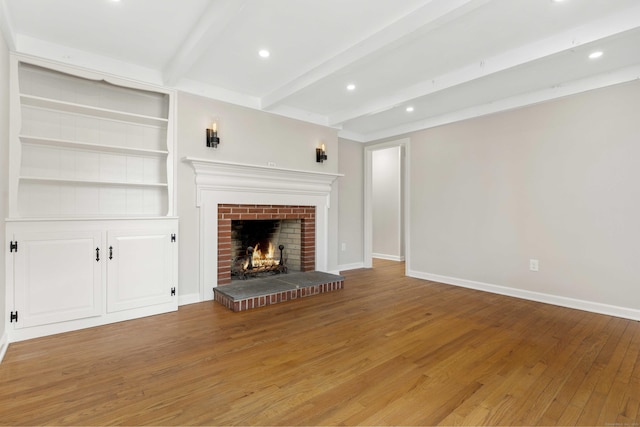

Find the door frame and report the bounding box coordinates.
[364,138,410,272]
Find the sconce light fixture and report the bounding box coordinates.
[206,120,220,148]
[316,143,327,163]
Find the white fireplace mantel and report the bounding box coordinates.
[184,158,342,207]
[183,158,342,301]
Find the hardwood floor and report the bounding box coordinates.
[1,259,639,425]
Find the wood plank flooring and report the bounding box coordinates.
[1,259,639,425]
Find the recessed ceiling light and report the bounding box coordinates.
[346,84,356,91]
[406,106,414,112]
[258,49,270,58]
[589,51,603,59]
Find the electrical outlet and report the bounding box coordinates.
[267,161,276,167]
[529,259,539,272]
[341,243,347,251]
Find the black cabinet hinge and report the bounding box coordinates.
[171,287,176,296]
[9,241,18,253]
[10,311,18,323]
[171,234,176,243]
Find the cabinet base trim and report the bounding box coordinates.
[179,293,201,306]
[7,303,177,343]
[0,332,9,364]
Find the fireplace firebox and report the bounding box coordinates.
[230,219,302,279]
[217,204,316,285]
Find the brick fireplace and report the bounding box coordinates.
[184,158,341,302]
[217,204,316,285]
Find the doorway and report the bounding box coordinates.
[364,138,410,272]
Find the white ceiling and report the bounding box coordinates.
[2,0,640,142]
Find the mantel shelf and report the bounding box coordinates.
[182,157,342,208]
[182,157,343,181]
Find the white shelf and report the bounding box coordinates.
[20,94,169,126]
[20,135,169,157]
[19,176,168,188]
[10,55,175,219]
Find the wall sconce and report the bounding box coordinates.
[316,143,327,163]
[206,120,220,148]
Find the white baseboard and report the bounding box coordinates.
[372,253,405,262]
[0,331,9,365]
[338,262,365,272]
[408,270,640,322]
[178,293,202,306]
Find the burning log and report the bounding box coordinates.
[232,243,288,280]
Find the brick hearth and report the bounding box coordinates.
[214,271,345,312]
[217,204,316,285]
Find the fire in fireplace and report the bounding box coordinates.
[217,204,317,286]
[230,219,301,280]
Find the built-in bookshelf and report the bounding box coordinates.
[5,55,179,342]
[10,58,175,218]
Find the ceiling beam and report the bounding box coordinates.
[163,0,248,87]
[259,0,490,111]
[329,3,640,127]
[358,63,640,143]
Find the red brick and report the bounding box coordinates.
[216,203,318,286]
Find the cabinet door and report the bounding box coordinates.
[12,231,102,328]
[107,228,175,313]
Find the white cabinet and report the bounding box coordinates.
[107,227,176,313]
[12,230,102,329]
[6,54,179,342]
[6,220,178,341]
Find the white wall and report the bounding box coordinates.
[407,80,640,319]
[372,146,403,260]
[337,138,364,270]
[0,27,10,350]
[176,92,340,300]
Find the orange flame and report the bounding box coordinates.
[243,242,280,270]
